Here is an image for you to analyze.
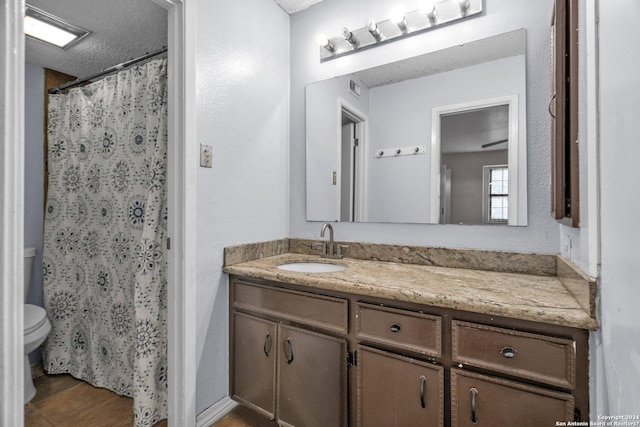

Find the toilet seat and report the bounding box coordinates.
[24,304,47,335]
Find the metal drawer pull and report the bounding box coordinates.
[263,332,271,357]
[389,323,402,333]
[419,375,427,409]
[285,337,294,364]
[500,346,517,358]
[470,387,478,424]
[549,93,556,118]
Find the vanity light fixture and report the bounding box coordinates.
[317,0,482,62]
[24,3,90,49]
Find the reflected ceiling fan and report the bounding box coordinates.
[481,139,508,149]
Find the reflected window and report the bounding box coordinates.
[484,165,508,223]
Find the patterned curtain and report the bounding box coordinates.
[42,58,168,426]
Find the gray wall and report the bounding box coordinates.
[24,63,44,308]
[24,63,45,366]
[442,150,508,225]
[290,0,558,252]
[194,0,290,414]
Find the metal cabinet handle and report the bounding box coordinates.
[389,323,401,333]
[549,93,556,118]
[263,332,271,357]
[419,375,427,409]
[500,346,517,358]
[470,387,478,423]
[285,337,294,364]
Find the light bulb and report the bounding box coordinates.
[458,0,470,15]
[341,27,358,47]
[316,34,334,52]
[421,1,437,22]
[389,7,408,32]
[365,19,382,40]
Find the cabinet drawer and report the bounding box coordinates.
[233,280,348,334]
[451,369,574,427]
[452,320,576,389]
[356,303,441,357]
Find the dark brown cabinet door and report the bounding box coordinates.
[232,312,277,419]
[277,325,347,427]
[357,346,444,427]
[451,369,574,427]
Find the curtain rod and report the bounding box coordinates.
[48,46,168,94]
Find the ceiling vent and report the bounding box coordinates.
[25,4,91,49]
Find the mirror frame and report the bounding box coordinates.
[430,94,526,225]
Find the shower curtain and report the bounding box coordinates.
[42,58,168,426]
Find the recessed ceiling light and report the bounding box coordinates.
[24,4,90,49]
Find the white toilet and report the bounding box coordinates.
[23,247,51,403]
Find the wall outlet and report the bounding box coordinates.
[200,144,212,168]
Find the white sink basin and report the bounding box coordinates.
[276,261,347,273]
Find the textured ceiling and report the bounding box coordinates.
[273,0,324,14]
[25,0,321,80]
[25,0,168,79]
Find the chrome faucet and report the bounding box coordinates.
[320,223,335,256]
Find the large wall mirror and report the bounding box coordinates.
[306,29,527,225]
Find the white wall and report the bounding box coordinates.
[591,0,640,417]
[24,63,44,309]
[290,0,559,252]
[306,74,369,221]
[193,0,290,414]
[366,56,523,223]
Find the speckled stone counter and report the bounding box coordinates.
[223,240,598,330]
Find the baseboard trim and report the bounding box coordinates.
[196,396,238,427]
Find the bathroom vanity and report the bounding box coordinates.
[224,239,596,427]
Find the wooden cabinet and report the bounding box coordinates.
[451,370,574,427]
[230,279,348,426]
[278,325,347,427]
[229,276,589,426]
[357,346,444,427]
[232,312,276,418]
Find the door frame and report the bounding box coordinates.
[0,0,197,425]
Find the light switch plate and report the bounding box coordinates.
[561,234,572,259]
[200,144,212,168]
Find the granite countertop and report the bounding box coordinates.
[223,252,598,330]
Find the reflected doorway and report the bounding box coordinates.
[340,106,366,222]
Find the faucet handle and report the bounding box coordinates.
[336,244,350,258]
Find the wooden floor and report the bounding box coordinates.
[25,365,167,427]
[25,365,277,427]
[211,405,278,427]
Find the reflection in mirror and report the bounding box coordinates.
[432,96,523,226]
[441,106,509,224]
[306,29,527,225]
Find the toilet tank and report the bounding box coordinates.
[24,247,36,303]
